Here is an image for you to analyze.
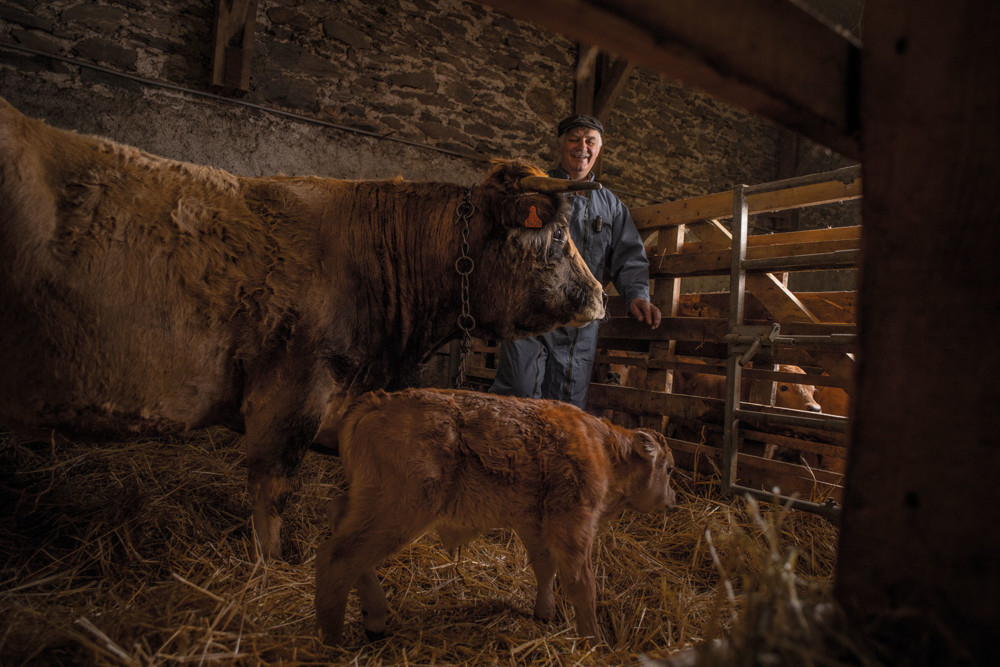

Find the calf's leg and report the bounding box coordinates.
[548,517,602,642]
[518,530,557,622]
[357,568,388,641]
[316,501,428,645]
[322,496,386,640]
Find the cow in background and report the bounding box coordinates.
[815,385,850,416]
[312,388,676,645]
[0,97,606,557]
[673,360,822,413]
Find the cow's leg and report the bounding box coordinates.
[518,529,557,622]
[246,425,311,558]
[327,495,348,529]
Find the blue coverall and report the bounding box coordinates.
[489,166,651,408]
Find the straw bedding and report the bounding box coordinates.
[1,427,851,665]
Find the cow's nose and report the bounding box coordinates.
[807,404,822,412]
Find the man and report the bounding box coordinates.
[489,114,661,408]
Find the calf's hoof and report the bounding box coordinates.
[364,628,387,642]
[361,609,387,643]
[317,626,344,647]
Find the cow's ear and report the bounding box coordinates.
[507,195,561,230]
[632,429,660,461]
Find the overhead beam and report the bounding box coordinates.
[480,0,861,160]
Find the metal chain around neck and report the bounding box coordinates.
[453,188,476,388]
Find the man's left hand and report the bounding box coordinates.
[629,298,662,329]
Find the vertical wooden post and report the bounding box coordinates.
[211,0,257,91]
[643,225,684,432]
[835,1,1000,662]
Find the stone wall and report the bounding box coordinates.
[0,0,800,206]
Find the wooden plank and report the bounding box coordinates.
[479,0,861,159]
[586,384,724,422]
[597,315,854,343]
[742,429,847,460]
[211,0,257,91]
[652,237,860,277]
[633,176,862,231]
[696,220,820,323]
[667,439,843,503]
[675,291,856,326]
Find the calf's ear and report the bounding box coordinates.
[632,429,660,461]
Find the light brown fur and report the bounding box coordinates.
[312,388,676,645]
[0,97,605,557]
[674,360,822,413]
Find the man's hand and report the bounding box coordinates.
[629,298,662,329]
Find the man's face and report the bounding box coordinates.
[557,126,602,180]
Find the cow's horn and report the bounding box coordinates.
[519,176,603,193]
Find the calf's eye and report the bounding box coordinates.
[552,228,566,243]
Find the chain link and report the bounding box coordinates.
[453,189,476,388]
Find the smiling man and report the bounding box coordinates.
[490,114,661,409]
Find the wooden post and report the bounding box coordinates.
[211,0,257,91]
[835,1,1000,662]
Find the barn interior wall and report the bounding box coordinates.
[0,0,857,393]
[2,0,793,207]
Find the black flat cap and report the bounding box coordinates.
[557,114,604,136]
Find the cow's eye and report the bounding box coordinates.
[552,228,566,243]
[779,384,789,392]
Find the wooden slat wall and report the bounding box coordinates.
[465,171,860,505]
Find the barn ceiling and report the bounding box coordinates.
[477,0,862,161]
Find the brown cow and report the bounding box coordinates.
[815,385,850,416]
[0,97,606,557]
[674,360,822,413]
[312,388,676,645]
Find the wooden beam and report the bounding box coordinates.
[211,0,257,91]
[593,56,635,123]
[696,220,820,323]
[836,1,1000,662]
[479,0,861,159]
[632,175,862,231]
[574,43,598,114]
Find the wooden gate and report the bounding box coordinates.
[458,166,861,517]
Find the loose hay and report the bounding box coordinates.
[1,428,844,665]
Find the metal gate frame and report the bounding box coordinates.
[721,167,859,521]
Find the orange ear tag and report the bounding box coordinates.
[524,205,543,228]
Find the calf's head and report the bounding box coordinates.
[775,365,821,412]
[469,160,606,340]
[615,427,677,513]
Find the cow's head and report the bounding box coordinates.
[469,160,606,340]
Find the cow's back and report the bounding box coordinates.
[0,98,313,436]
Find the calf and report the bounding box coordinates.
[674,360,822,413]
[815,385,850,416]
[312,388,676,645]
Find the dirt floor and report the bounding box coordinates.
[0,428,842,665]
